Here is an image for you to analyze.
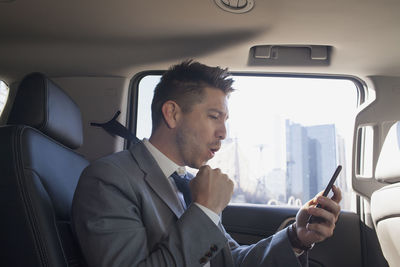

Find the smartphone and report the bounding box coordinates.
[307,165,342,224]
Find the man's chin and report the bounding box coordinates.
[190,160,208,169]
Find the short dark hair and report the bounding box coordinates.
[151,60,234,131]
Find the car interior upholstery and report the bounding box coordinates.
[371,121,400,267]
[0,73,88,267]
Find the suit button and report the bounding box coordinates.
[210,244,218,252]
[199,257,207,264]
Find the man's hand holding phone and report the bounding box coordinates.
[291,166,343,251]
[308,165,342,224]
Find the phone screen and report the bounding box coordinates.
[307,165,342,224]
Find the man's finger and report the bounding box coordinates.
[331,185,342,203]
[307,206,336,226]
[316,196,341,216]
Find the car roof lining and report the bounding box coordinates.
[1,0,400,83]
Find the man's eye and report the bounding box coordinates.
[209,115,218,120]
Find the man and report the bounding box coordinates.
[72,60,341,266]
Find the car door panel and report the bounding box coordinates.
[222,205,364,267]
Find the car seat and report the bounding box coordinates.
[0,73,89,266]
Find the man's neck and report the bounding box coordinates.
[149,132,184,166]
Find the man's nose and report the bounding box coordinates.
[216,122,227,140]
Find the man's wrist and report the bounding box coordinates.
[194,202,220,226]
[287,223,314,251]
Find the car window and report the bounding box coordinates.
[135,74,361,211]
[0,80,9,117]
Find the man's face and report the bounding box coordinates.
[175,87,229,169]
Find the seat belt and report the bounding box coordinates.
[90,111,140,144]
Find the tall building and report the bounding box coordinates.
[286,120,310,204]
[306,124,337,198]
[286,121,338,203]
[307,138,321,201]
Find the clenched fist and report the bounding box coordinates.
[189,165,234,214]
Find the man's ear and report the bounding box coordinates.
[161,100,181,129]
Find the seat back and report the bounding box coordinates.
[0,73,89,267]
[371,121,400,267]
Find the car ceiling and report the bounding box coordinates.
[1,0,400,84]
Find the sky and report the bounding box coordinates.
[228,76,358,143]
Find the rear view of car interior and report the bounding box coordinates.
[1,1,400,266]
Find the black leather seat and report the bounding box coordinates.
[0,73,89,267]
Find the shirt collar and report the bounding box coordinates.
[143,138,186,178]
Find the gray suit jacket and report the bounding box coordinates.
[72,141,306,266]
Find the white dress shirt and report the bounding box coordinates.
[143,139,220,266]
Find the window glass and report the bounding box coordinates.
[136,75,359,211]
[397,122,400,150]
[356,126,374,178]
[0,80,10,117]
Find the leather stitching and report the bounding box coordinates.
[13,126,50,266]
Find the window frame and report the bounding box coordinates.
[128,71,366,209]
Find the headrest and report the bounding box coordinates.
[371,183,400,222]
[375,121,400,183]
[7,73,83,149]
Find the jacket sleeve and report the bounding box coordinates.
[221,220,308,267]
[71,159,228,267]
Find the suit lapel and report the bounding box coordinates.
[129,141,185,218]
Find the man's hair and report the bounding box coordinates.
[151,60,234,131]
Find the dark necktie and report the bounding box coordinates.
[171,172,192,208]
